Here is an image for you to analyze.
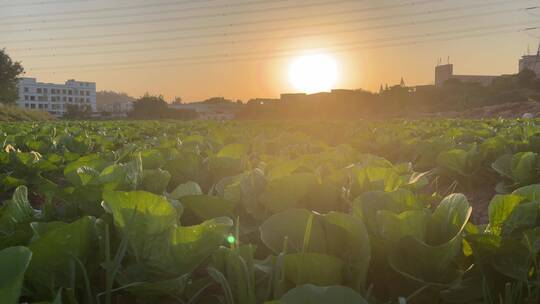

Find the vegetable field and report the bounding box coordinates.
[3,120,540,304]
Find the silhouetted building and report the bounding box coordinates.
[169,101,242,120]
[435,64,497,88]
[519,52,540,76]
[280,93,307,103]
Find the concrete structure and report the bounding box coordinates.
[98,101,133,115]
[17,78,96,116]
[519,52,540,76]
[280,93,308,103]
[169,101,242,120]
[435,64,497,88]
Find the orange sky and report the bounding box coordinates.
[2,0,540,102]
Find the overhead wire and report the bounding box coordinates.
[26,23,540,71]
[7,2,538,53]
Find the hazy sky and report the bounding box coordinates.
[2,0,540,102]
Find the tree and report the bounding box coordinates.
[0,49,24,104]
[64,104,92,119]
[172,97,183,105]
[129,94,169,119]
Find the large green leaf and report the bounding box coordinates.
[388,194,471,286]
[377,210,429,242]
[388,233,464,285]
[513,184,540,201]
[0,186,36,231]
[141,169,171,194]
[0,186,37,249]
[260,173,318,214]
[353,189,420,234]
[427,193,471,245]
[0,246,32,304]
[260,209,334,255]
[437,146,479,177]
[322,212,371,290]
[261,209,370,290]
[501,201,540,236]
[140,149,166,170]
[123,274,190,301]
[211,246,257,304]
[493,152,540,186]
[169,181,203,199]
[279,284,368,304]
[64,154,109,186]
[148,217,233,275]
[488,194,524,235]
[26,217,96,297]
[102,191,177,255]
[217,143,248,159]
[283,253,345,286]
[468,234,530,281]
[180,195,236,221]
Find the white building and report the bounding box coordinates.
[98,101,134,116]
[17,78,96,116]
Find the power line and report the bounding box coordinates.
[2,0,442,44]
[1,0,92,8]
[8,4,539,53]
[0,0,290,26]
[26,23,540,71]
[14,17,540,60]
[1,0,531,34]
[30,28,537,75]
[0,0,216,19]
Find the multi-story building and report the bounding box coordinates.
[17,78,96,116]
[435,64,497,88]
[519,52,540,76]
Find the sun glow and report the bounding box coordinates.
[288,53,339,93]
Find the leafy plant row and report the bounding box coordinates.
[1,120,540,303]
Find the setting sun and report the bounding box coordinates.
[288,53,339,94]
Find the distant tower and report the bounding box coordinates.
[435,64,454,87]
[519,42,540,76]
[379,84,384,94]
[400,77,405,87]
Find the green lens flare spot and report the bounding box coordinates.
[227,235,236,244]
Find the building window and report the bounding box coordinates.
[24,103,29,108]
[62,89,67,94]
[24,95,29,101]
[24,87,29,93]
[68,97,73,102]
[86,98,90,103]
[37,88,42,93]
[63,97,67,102]
[44,104,48,109]
[30,96,35,101]
[30,104,35,109]
[68,90,72,95]
[86,91,90,96]
[43,88,48,94]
